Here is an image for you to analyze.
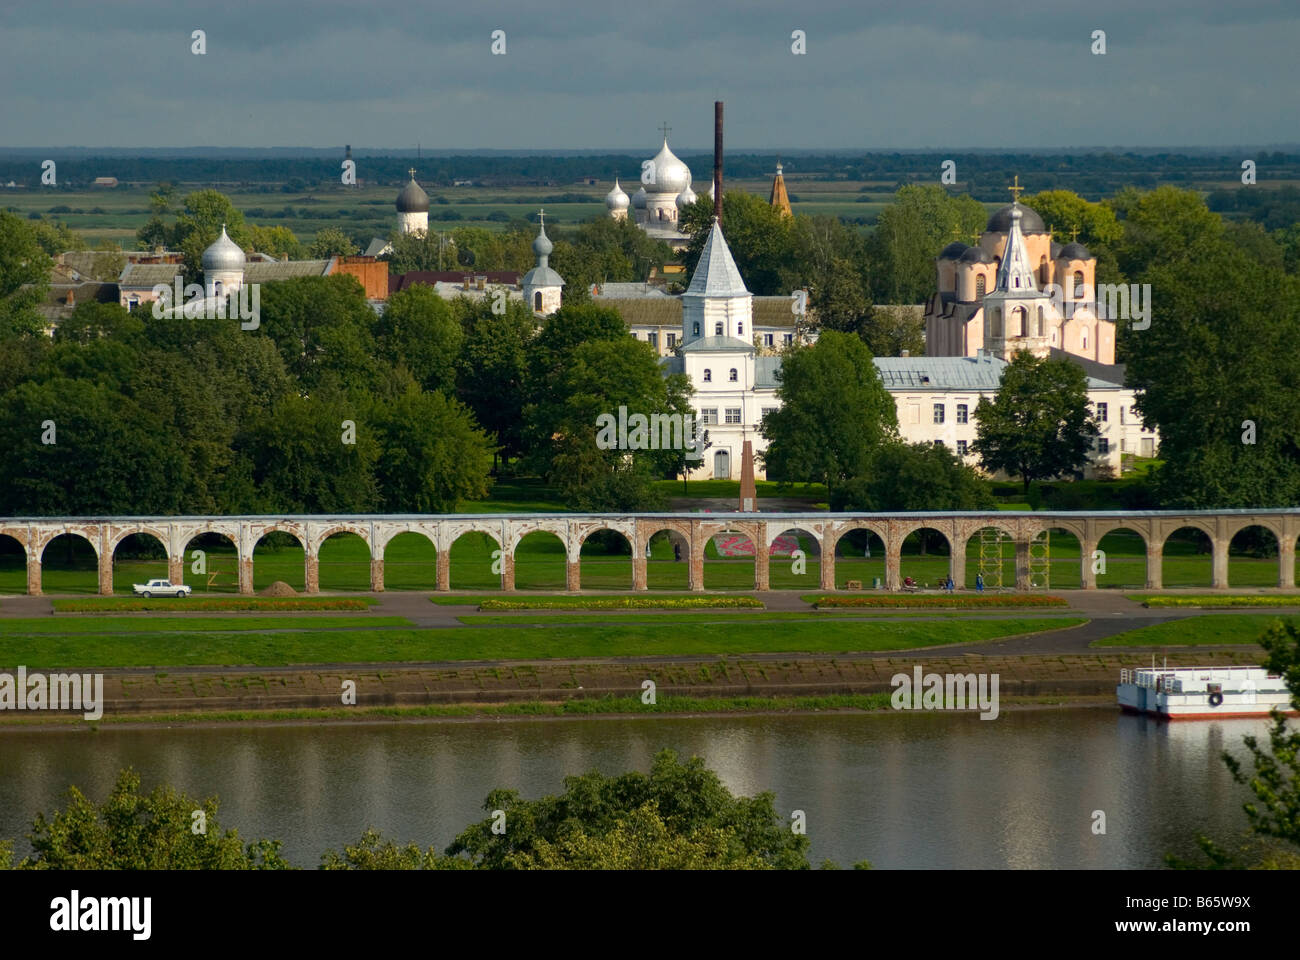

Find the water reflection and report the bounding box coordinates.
[0,710,1268,868]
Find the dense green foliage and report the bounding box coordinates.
[760,331,899,493]
[6,768,289,870]
[972,351,1100,496]
[830,441,997,512]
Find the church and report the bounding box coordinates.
[924,179,1114,365]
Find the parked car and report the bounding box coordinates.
[132,579,191,598]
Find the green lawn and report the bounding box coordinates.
[1128,594,1300,608]
[459,611,1080,626]
[1092,614,1299,647]
[0,617,1083,669]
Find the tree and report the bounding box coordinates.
[444,749,813,870]
[831,441,996,512]
[760,331,898,494]
[28,218,87,256]
[173,190,251,283]
[305,227,357,259]
[374,284,462,395]
[1110,185,1224,280]
[0,210,52,337]
[371,383,493,512]
[246,223,303,260]
[455,297,535,468]
[1124,234,1300,509]
[257,274,382,395]
[971,351,1100,497]
[12,768,288,870]
[384,230,449,273]
[865,185,986,304]
[680,190,796,295]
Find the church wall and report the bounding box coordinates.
[398,211,428,236]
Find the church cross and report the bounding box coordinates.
[1070,225,1081,242]
[659,121,671,140]
[970,231,982,246]
[539,208,545,227]
[1008,175,1024,202]
[408,168,416,180]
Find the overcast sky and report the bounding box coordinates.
[2,0,1297,150]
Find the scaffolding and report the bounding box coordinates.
[1028,529,1050,589]
[978,527,1006,588]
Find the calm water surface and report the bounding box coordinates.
[0,709,1268,868]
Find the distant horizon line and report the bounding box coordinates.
[2,144,1297,157]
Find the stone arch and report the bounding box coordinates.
[767,525,822,590]
[0,532,28,595]
[578,527,634,591]
[314,528,373,592]
[961,524,1016,589]
[107,524,171,558]
[40,532,99,595]
[830,523,887,590]
[252,526,307,593]
[381,531,438,591]
[513,530,567,590]
[700,523,759,591]
[638,522,692,591]
[448,528,503,591]
[110,530,169,595]
[1029,525,1083,589]
[1094,526,1148,588]
[180,530,240,593]
[898,525,953,589]
[1227,523,1279,588]
[1160,524,1214,588]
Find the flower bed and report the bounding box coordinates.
[809,594,1068,609]
[53,597,374,613]
[477,596,764,611]
[1132,594,1300,609]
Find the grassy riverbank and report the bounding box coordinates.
[0,617,1084,670]
[1093,614,1299,647]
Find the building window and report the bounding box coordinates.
[648,332,658,348]
[703,369,711,382]
[737,323,743,336]
[1097,402,1108,422]
[701,408,718,425]
[728,368,738,382]
[956,440,968,456]
[933,403,945,424]
[956,403,968,424]
[714,321,723,336]
[1036,306,1045,336]
[764,333,774,347]
[975,274,986,298]
[1039,256,1049,286]
[761,407,776,421]
[1119,405,1125,425]
[725,408,741,424]
[693,322,700,336]
[1011,306,1025,337]
[1082,327,1089,351]
[667,333,677,348]
[1098,438,1109,455]
[1120,439,1127,452]
[1073,271,1085,299]
[783,334,793,346]
[534,291,543,311]
[992,308,1003,338]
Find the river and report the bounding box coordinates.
[0,708,1269,868]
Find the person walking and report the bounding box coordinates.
[975,573,984,593]
[673,543,681,563]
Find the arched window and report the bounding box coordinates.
[1081,328,1089,351]
[1073,271,1085,299]
[534,291,543,311]
[714,321,723,336]
[212,280,223,297]
[703,369,712,382]
[991,307,1003,338]
[728,368,738,382]
[1011,306,1026,337]
[975,274,986,298]
[693,321,700,335]
[1039,256,1049,286]
[737,322,743,336]
[1036,306,1045,336]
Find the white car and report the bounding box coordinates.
[132,579,192,598]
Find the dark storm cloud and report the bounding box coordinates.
[1,0,1296,148]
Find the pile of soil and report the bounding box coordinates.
[259,581,298,597]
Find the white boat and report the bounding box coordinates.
[1117,666,1297,720]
